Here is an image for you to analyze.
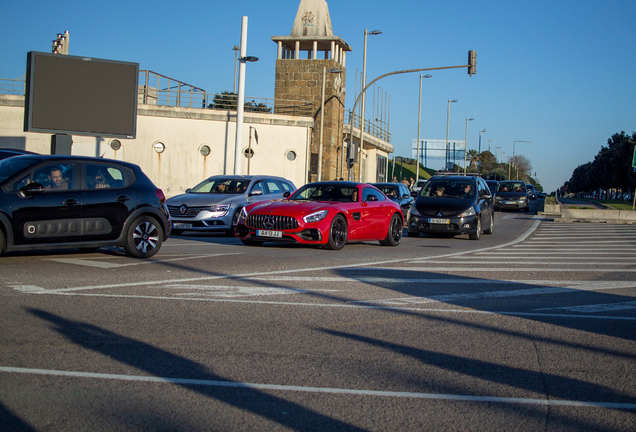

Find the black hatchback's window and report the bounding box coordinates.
[0,157,39,185]
[86,164,130,189]
[26,163,77,191]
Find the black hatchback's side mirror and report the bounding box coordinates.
[283,191,291,198]
[19,182,45,198]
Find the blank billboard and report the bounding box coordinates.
[24,51,139,139]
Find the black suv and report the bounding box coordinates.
[407,174,494,240]
[0,155,171,258]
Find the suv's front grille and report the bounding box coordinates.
[247,214,299,230]
[168,205,206,217]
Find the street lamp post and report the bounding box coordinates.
[416,74,433,183]
[464,117,474,173]
[446,99,458,171]
[317,67,343,181]
[354,29,381,182]
[233,16,259,175]
[487,139,495,179]
[512,140,532,180]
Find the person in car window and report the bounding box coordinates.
[351,190,358,202]
[46,166,69,190]
[459,184,473,198]
[433,185,445,197]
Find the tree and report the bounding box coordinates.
[509,155,532,180]
[466,149,480,171]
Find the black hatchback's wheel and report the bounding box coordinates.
[324,214,347,250]
[469,217,481,240]
[380,213,403,246]
[124,216,163,258]
[483,210,494,234]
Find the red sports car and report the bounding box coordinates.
[235,181,403,250]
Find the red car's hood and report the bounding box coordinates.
[246,199,343,216]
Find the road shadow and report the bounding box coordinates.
[25,308,367,432]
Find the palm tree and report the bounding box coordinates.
[467,149,480,171]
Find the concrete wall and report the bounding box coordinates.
[0,95,313,197]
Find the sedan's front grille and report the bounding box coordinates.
[247,214,299,230]
[168,205,206,218]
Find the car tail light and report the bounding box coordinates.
[156,188,166,204]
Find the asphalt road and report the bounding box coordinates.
[1,199,635,432]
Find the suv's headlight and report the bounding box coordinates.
[239,206,248,220]
[459,207,476,218]
[303,210,328,223]
[408,205,422,217]
[206,204,230,215]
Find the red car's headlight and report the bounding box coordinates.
[303,210,328,223]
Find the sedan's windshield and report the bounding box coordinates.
[290,185,357,202]
[0,157,38,184]
[421,180,475,199]
[497,182,526,193]
[190,178,250,194]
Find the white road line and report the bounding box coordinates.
[1,367,634,410]
[47,253,241,268]
[344,267,636,272]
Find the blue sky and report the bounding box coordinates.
[2,0,635,192]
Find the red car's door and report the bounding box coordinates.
[358,187,390,239]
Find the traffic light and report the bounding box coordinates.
[347,143,358,169]
[468,50,476,76]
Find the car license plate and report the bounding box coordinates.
[257,230,282,238]
[505,201,516,205]
[428,218,450,224]
[173,223,193,229]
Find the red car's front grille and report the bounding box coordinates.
[247,214,299,230]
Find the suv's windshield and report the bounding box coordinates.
[191,178,250,194]
[0,157,38,184]
[421,180,475,199]
[290,184,357,202]
[497,182,526,193]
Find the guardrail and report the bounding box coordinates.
[344,110,391,144]
[0,78,25,95]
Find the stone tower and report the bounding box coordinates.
[272,0,351,182]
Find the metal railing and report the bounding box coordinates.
[138,70,314,116]
[0,77,26,95]
[344,110,391,143]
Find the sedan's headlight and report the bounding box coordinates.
[303,210,328,223]
[459,207,476,218]
[408,205,422,217]
[205,204,230,216]
[495,196,502,201]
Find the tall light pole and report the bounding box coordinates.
[318,67,343,181]
[445,99,458,171]
[233,16,259,175]
[512,140,532,180]
[416,74,433,182]
[487,139,495,179]
[355,29,381,182]
[232,45,240,94]
[464,117,474,173]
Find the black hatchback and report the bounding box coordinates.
[0,155,171,258]
[406,175,494,240]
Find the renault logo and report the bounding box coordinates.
[263,216,275,230]
[179,205,187,215]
